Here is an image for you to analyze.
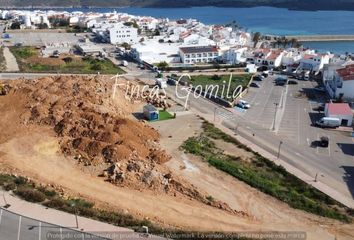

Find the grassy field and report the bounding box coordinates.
[181,74,252,101]
[10,46,124,74]
[181,121,353,222]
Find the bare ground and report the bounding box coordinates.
[0,77,353,240]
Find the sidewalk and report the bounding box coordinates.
[0,190,132,233]
[3,47,19,72]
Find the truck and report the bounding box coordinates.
[315,117,340,128]
[155,78,167,89]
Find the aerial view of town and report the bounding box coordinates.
[0,0,354,239]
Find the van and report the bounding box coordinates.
[315,117,340,128]
[155,78,167,89]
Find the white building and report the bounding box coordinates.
[109,24,138,45]
[130,40,181,64]
[179,46,219,64]
[222,47,247,65]
[326,64,354,101]
[325,103,353,126]
[299,53,331,73]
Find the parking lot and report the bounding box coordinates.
[3,32,83,46]
[235,75,354,199]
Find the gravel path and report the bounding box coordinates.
[3,47,19,72]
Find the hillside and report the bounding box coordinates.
[1,0,354,11]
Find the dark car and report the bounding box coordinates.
[253,76,263,81]
[320,136,329,147]
[250,82,260,88]
[288,80,298,85]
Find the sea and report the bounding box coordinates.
[55,6,354,54]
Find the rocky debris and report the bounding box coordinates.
[0,84,11,96]
[1,75,242,216]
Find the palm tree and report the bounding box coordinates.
[253,32,261,48]
[290,38,298,47]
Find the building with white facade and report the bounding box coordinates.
[109,24,138,45]
[325,103,353,126]
[179,46,219,64]
[325,64,354,102]
[299,53,331,73]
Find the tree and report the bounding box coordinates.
[157,61,168,70]
[154,29,160,36]
[290,38,298,48]
[36,23,48,29]
[252,32,261,48]
[10,21,21,29]
[121,42,131,50]
[63,57,73,63]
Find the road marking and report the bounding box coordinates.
[306,137,310,146]
[0,209,2,226]
[39,222,41,240]
[316,133,319,154]
[60,227,63,240]
[17,216,22,240]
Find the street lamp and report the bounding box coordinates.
[272,103,279,131]
[277,140,283,159]
[70,202,79,229]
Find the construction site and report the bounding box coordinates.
[0,75,354,240]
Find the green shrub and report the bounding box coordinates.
[15,187,46,203]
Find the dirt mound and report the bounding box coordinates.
[0,75,238,215]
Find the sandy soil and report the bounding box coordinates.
[0,77,353,240]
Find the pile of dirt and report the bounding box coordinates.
[0,75,238,215]
[0,83,10,95]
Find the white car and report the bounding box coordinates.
[237,100,251,109]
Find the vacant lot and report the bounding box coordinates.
[10,46,124,74]
[179,74,251,101]
[181,121,353,223]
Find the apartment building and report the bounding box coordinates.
[109,24,138,45]
[179,46,219,64]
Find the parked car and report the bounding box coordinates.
[250,82,260,88]
[236,100,251,109]
[320,136,329,147]
[155,78,167,89]
[287,80,298,85]
[314,103,325,112]
[314,86,326,93]
[315,117,340,128]
[253,75,264,81]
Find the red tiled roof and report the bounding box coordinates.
[336,64,354,81]
[266,50,282,60]
[303,54,316,60]
[326,103,352,116]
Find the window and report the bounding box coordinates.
[197,54,202,57]
[191,54,196,58]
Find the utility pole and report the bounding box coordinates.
[277,141,283,159]
[272,103,279,131]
